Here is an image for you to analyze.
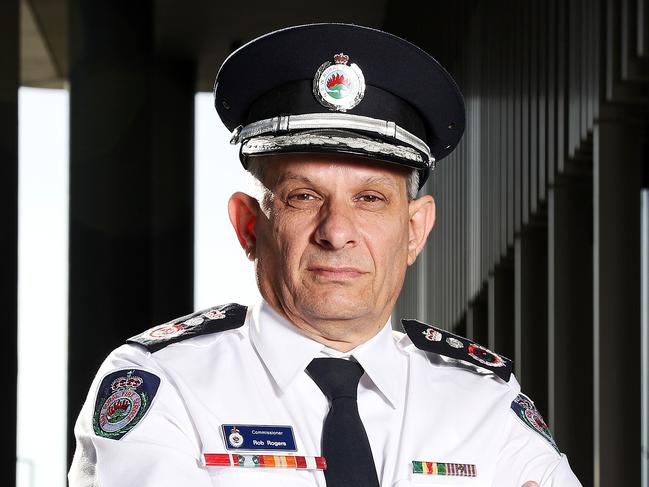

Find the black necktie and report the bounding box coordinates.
[306,358,380,487]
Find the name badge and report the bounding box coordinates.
[221,424,297,452]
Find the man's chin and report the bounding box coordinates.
[295,294,373,322]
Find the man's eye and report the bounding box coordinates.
[356,194,383,203]
[289,193,317,201]
[286,192,321,207]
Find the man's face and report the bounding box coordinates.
[249,153,420,334]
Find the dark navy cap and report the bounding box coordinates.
[213,23,465,189]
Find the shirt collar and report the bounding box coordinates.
[248,299,403,409]
[349,320,403,409]
[249,299,324,393]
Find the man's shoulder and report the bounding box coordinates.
[401,320,565,455]
[401,318,513,383]
[126,303,248,353]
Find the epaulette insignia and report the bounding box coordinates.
[401,319,513,382]
[511,393,560,453]
[127,303,248,353]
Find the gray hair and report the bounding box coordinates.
[246,157,420,204]
[405,170,420,200]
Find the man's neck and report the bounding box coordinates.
[263,298,390,353]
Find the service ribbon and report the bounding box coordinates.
[204,453,326,470]
[412,460,477,477]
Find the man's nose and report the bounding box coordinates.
[313,200,359,250]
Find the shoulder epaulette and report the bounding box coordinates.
[401,319,513,382]
[127,303,248,353]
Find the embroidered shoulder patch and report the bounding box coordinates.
[511,393,559,453]
[127,303,248,353]
[401,319,513,382]
[93,369,160,440]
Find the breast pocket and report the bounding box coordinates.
[209,468,318,487]
[392,474,486,487]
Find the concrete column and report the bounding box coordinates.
[593,114,643,487]
[488,261,515,359]
[467,285,489,344]
[151,58,195,323]
[67,0,195,464]
[0,1,19,484]
[548,179,593,485]
[515,225,549,417]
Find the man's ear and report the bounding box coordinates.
[407,194,436,266]
[228,192,260,261]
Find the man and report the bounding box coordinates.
[69,23,582,486]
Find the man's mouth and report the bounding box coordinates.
[307,266,367,280]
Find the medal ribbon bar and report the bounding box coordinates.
[204,453,326,470]
[412,460,477,477]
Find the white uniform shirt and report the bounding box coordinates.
[69,299,582,487]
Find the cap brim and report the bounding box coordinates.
[240,129,430,188]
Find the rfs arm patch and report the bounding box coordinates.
[510,393,560,454]
[92,369,160,440]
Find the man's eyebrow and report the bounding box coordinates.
[361,175,400,188]
[274,172,400,189]
[274,172,314,186]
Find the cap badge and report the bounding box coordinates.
[313,53,366,112]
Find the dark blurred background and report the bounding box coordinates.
[2,0,648,486]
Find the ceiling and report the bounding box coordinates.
[21,0,388,92]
